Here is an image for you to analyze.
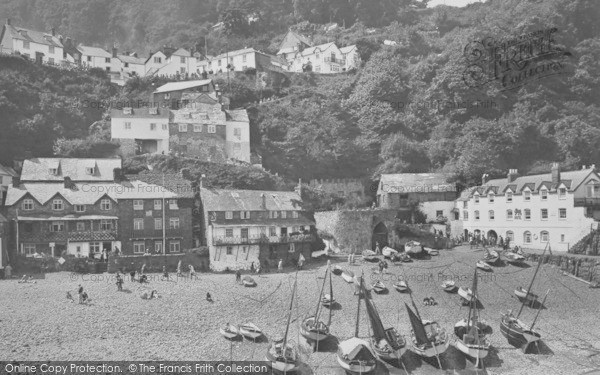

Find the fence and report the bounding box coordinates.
[525,252,600,284]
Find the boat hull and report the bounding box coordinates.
[239,325,262,340]
[337,339,377,374]
[500,315,541,351]
[370,336,407,360]
[411,340,449,358]
[300,317,329,342]
[454,339,489,359]
[514,288,537,301]
[393,283,409,293]
[219,326,239,339]
[342,272,355,283]
[458,288,475,302]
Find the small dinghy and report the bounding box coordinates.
[505,252,525,264]
[484,249,500,264]
[405,240,423,255]
[458,287,476,303]
[239,322,263,340]
[441,280,457,293]
[382,246,398,259]
[476,260,492,271]
[342,270,355,283]
[514,287,538,302]
[362,249,378,262]
[242,275,256,287]
[220,323,240,340]
[332,265,343,275]
[398,253,412,262]
[393,281,409,293]
[425,247,439,256]
[372,280,387,294]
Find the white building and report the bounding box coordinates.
[78,45,113,72]
[199,48,278,73]
[117,53,146,78]
[110,107,171,156]
[146,48,198,77]
[453,164,600,251]
[0,19,64,65]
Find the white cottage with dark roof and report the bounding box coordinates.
[453,163,600,251]
[200,188,315,271]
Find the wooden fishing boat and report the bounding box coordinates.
[362,249,378,262]
[332,265,343,275]
[242,275,256,287]
[441,280,457,293]
[405,303,449,363]
[454,269,490,363]
[341,270,355,283]
[425,247,439,256]
[500,245,549,352]
[266,275,299,372]
[405,241,423,255]
[337,272,377,373]
[476,260,492,271]
[372,280,387,294]
[301,268,332,344]
[505,252,525,264]
[484,248,500,264]
[382,246,399,259]
[458,287,475,303]
[239,322,262,340]
[393,281,410,293]
[514,287,538,302]
[220,323,240,340]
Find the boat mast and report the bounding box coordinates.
[530,289,550,330]
[466,269,477,332]
[354,273,363,337]
[282,274,298,350]
[407,282,422,321]
[314,268,328,323]
[517,244,547,319]
[327,268,333,326]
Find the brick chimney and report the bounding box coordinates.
[50,27,56,36]
[12,175,20,187]
[481,173,489,185]
[261,193,266,210]
[551,163,560,185]
[63,176,74,189]
[507,169,518,183]
[112,44,118,58]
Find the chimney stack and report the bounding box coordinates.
[551,162,560,185]
[63,176,74,189]
[261,193,266,210]
[507,169,519,183]
[481,173,489,185]
[6,18,11,26]
[295,178,303,197]
[51,27,56,36]
[112,44,118,58]
[12,175,20,187]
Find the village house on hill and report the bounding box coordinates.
[0,18,67,65]
[3,158,195,258]
[199,188,315,271]
[110,106,171,156]
[453,163,600,251]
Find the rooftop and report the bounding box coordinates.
[3,24,62,48]
[78,45,112,58]
[20,158,122,182]
[378,173,456,194]
[154,79,213,94]
[110,107,170,118]
[201,188,303,212]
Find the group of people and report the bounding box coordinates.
[465,232,511,250]
[66,285,90,304]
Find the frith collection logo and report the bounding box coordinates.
[462,27,572,91]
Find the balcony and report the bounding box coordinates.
[213,234,315,246]
[21,230,118,243]
[574,198,600,208]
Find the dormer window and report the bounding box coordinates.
[86,167,95,175]
[474,194,479,204]
[540,189,548,200]
[524,190,531,201]
[559,187,567,199]
[123,107,132,115]
[506,191,513,203]
[52,199,64,211]
[49,168,58,175]
[488,193,494,203]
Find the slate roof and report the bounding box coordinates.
[0,163,17,177]
[20,158,121,182]
[129,170,195,199]
[3,25,63,48]
[277,30,313,55]
[110,107,170,118]
[118,54,146,65]
[211,48,257,60]
[78,45,112,58]
[201,189,303,212]
[300,42,337,56]
[481,167,595,194]
[154,79,213,94]
[377,173,456,195]
[225,109,249,122]
[340,45,357,54]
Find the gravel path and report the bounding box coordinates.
[1,246,599,375]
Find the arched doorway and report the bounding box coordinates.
[474,229,481,240]
[372,222,389,251]
[487,230,498,245]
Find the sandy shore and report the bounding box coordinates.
[1,245,599,374]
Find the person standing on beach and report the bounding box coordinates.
[162,266,169,281]
[176,260,183,277]
[235,269,241,283]
[278,259,283,273]
[189,265,197,279]
[116,273,123,291]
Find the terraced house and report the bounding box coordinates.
[200,188,315,271]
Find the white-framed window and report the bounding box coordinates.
[22,199,34,210]
[281,211,287,219]
[169,240,181,253]
[292,211,299,218]
[105,57,111,63]
[85,166,95,175]
[169,217,180,229]
[49,167,58,175]
[194,124,202,132]
[150,123,157,131]
[436,210,443,217]
[541,208,548,220]
[179,124,188,132]
[155,241,163,253]
[134,218,144,230]
[463,210,468,220]
[208,125,216,133]
[289,243,296,253]
[100,219,112,230]
[154,218,163,230]
[234,128,241,140]
[154,200,162,210]
[524,231,532,243]
[76,222,85,231]
[74,204,85,212]
[540,231,549,242]
[540,189,548,200]
[162,124,168,130]
[52,199,64,211]
[474,194,479,204]
[154,56,162,63]
[241,211,250,219]
[225,228,233,237]
[561,234,565,242]
[474,210,480,220]
[269,211,278,219]
[524,208,531,220]
[169,199,178,210]
[488,193,494,203]
[226,246,233,255]
[50,221,64,232]
[241,228,249,239]
[507,209,513,220]
[559,187,567,199]
[463,201,468,208]
[133,200,144,210]
[524,190,531,201]
[269,227,277,236]
[100,199,111,210]
[90,242,101,253]
[225,211,233,219]
[559,208,567,219]
[22,243,36,256]
[124,122,131,130]
[506,231,514,242]
[243,54,247,62]
[506,191,513,202]
[180,56,186,64]
[23,40,30,49]
[133,241,145,253]
[587,182,600,197]
[489,210,495,220]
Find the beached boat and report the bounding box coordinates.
[363,279,407,361]
[332,265,343,275]
[301,268,332,344]
[266,274,298,372]
[393,281,410,293]
[239,322,263,340]
[500,245,549,352]
[514,287,538,302]
[405,300,449,365]
[425,247,439,256]
[484,248,500,264]
[398,252,412,262]
[476,260,492,271]
[220,323,240,340]
[458,287,476,303]
[405,241,423,255]
[441,280,457,293]
[342,270,355,283]
[337,272,377,374]
[362,249,378,262]
[505,252,525,264]
[454,269,490,364]
[372,280,387,294]
[382,246,399,259]
[242,275,256,287]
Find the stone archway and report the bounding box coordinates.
[487,230,498,243]
[372,222,389,251]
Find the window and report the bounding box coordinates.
[281,211,287,219]
[88,242,100,253]
[559,208,567,219]
[100,199,111,210]
[243,54,247,62]
[150,123,157,131]
[86,167,95,175]
[225,211,233,220]
[76,222,85,231]
[180,56,186,64]
[524,190,531,201]
[269,227,277,236]
[155,241,163,253]
[269,211,278,219]
[489,210,495,220]
[154,56,162,63]
[169,241,180,253]
[541,231,549,242]
[50,221,64,232]
[134,218,144,230]
[154,218,163,230]
[488,193,494,203]
[22,199,34,210]
[559,187,566,199]
[164,93,170,100]
[49,167,58,175]
[52,199,64,211]
[124,62,129,68]
[162,124,168,131]
[289,243,296,253]
[48,58,54,64]
[49,45,55,54]
[226,246,233,255]
[587,182,600,197]
[463,210,468,220]
[100,220,112,230]
[241,211,250,219]
[474,195,479,204]
[541,208,548,220]
[194,124,202,132]
[124,122,131,130]
[133,242,145,253]
[169,218,180,229]
[208,125,216,133]
[22,244,36,256]
[463,201,468,208]
[506,192,513,202]
[474,210,480,220]
[507,209,513,220]
[241,228,248,239]
[292,211,299,219]
[169,199,178,210]
[105,67,110,72]
[561,234,565,242]
[133,200,144,210]
[436,210,443,217]
[506,231,514,242]
[234,128,241,140]
[179,124,188,132]
[154,200,162,210]
[225,229,233,237]
[541,189,548,200]
[524,209,531,220]
[23,41,30,49]
[524,231,532,243]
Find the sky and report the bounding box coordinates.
[428,0,484,7]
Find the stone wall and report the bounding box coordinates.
[115,138,136,157]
